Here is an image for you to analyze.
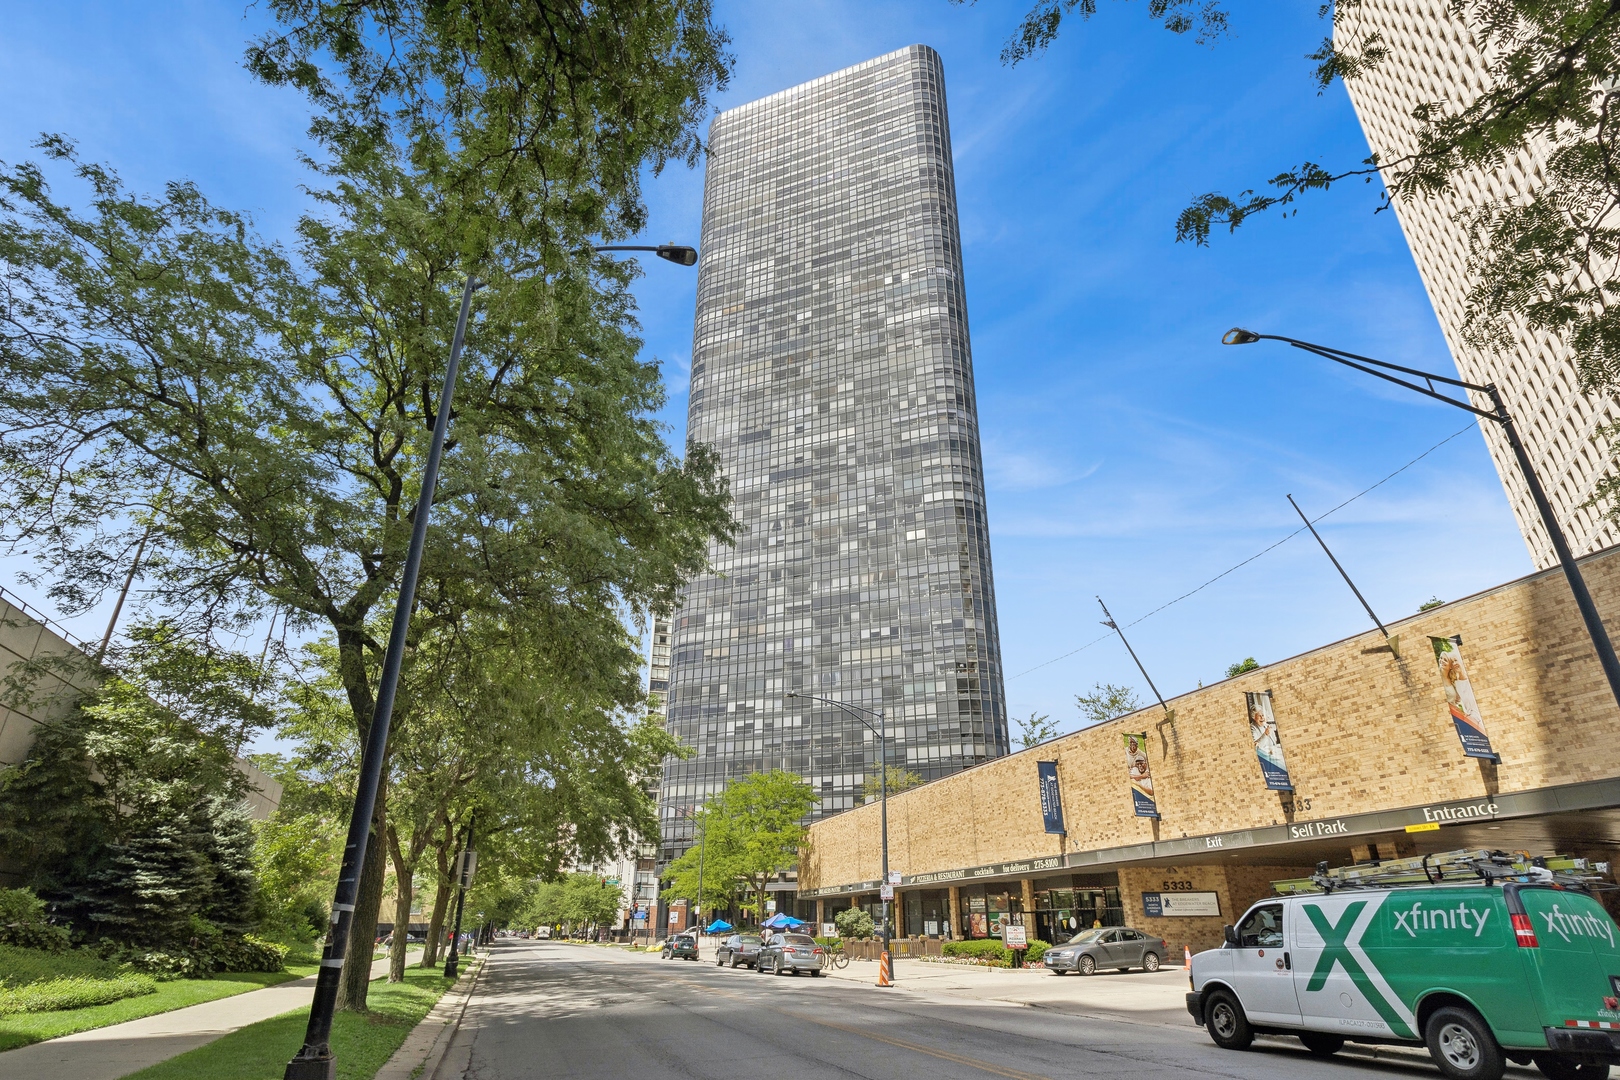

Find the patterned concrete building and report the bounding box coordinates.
[658,46,1007,862]
[1338,1,1620,568]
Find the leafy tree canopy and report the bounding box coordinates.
[861,764,925,803]
[1015,710,1061,750]
[662,770,817,919]
[1075,682,1143,726]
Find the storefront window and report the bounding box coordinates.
[960,885,1026,938]
[1033,876,1123,945]
[904,889,950,938]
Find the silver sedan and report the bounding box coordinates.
[1044,927,1166,975]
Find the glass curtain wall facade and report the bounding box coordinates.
[659,45,1007,862]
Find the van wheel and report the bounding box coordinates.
[1205,989,1253,1051]
[1078,955,1096,976]
[1426,1006,1505,1080]
[1142,952,1160,972]
[1300,1033,1344,1056]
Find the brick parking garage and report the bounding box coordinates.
[796,546,1620,955]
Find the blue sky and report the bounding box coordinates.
[0,1,1532,741]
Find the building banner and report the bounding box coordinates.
[1246,691,1293,791]
[1036,760,1066,834]
[1124,733,1159,818]
[1430,635,1500,762]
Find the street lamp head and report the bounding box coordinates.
[656,244,699,266]
[1222,327,1262,345]
[786,691,799,699]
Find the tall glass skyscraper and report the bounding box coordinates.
[659,45,1007,862]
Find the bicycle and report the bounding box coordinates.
[823,942,850,970]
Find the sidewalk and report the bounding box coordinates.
[0,950,418,1080]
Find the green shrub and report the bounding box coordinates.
[813,936,841,949]
[217,934,288,973]
[0,972,157,1014]
[942,939,1007,962]
[0,943,130,984]
[1025,939,1051,963]
[0,888,70,953]
[833,908,874,940]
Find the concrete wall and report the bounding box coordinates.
[801,546,1620,947]
[0,590,281,818]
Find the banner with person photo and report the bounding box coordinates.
[1430,635,1500,762]
[1245,691,1293,791]
[1123,732,1158,818]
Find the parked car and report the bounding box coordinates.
[1187,879,1620,1080]
[716,933,762,969]
[662,933,699,960]
[1045,927,1165,975]
[756,932,824,976]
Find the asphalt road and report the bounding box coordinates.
[436,941,1580,1080]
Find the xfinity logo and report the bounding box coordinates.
[1392,900,1493,939]
[1541,903,1616,948]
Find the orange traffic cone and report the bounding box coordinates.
[878,950,893,987]
[1183,945,1192,970]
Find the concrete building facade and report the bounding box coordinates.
[799,548,1620,953]
[659,45,1007,862]
[1338,0,1620,567]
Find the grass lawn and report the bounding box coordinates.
[0,962,319,1053]
[120,965,459,1080]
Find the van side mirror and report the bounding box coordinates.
[1223,924,1239,948]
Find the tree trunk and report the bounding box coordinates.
[421,824,453,967]
[336,785,388,1011]
[386,824,414,983]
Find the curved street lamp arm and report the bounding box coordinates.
[787,690,882,737]
[1226,329,1498,420]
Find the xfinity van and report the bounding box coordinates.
[1187,878,1620,1080]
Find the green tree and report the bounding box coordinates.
[0,625,273,952]
[1420,596,1446,612]
[1225,658,1259,679]
[663,771,817,921]
[1075,682,1144,727]
[0,0,733,1010]
[861,765,925,804]
[1014,710,1061,750]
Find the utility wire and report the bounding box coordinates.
[1005,422,1478,682]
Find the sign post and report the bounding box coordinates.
[1003,920,1028,969]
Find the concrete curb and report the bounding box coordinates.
[372,954,486,1080]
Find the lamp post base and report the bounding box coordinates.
[284,1050,336,1080]
[443,956,459,979]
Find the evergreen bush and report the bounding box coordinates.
[0,887,70,952]
[833,908,874,940]
[942,939,1007,962]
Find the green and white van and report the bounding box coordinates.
[1187,879,1620,1079]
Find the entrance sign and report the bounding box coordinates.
[1246,691,1293,791]
[1429,636,1500,762]
[1124,733,1159,818]
[1141,891,1221,917]
[1036,760,1066,834]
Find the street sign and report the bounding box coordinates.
[822,923,837,936]
[1003,923,1028,950]
[456,850,478,888]
[887,871,902,885]
[880,884,894,900]
[632,910,647,922]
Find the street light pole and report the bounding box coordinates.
[787,691,892,984]
[285,275,477,1080]
[1223,328,1620,713]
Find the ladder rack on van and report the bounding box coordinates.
[1271,848,1610,894]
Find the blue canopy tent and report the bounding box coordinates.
[704,920,734,934]
[761,913,806,931]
